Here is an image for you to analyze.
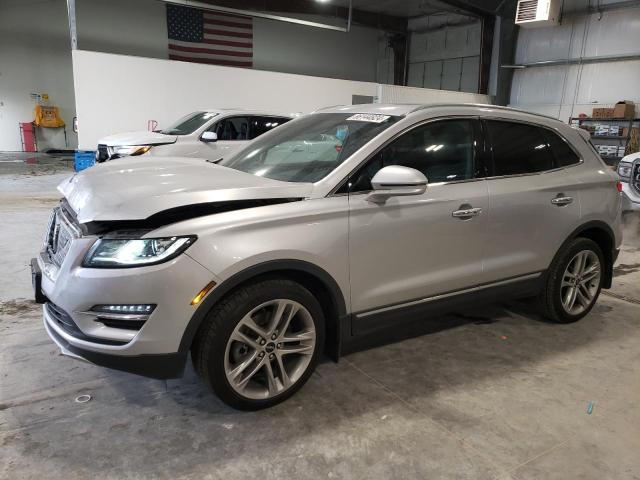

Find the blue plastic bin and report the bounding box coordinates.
[74,151,96,172]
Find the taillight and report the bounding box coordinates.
[616,181,623,193]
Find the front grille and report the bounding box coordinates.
[45,302,128,346]
[633,162,640,194]
[96,144,109,163]
[44,207,79,268]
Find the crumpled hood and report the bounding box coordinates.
[58,157,312,223]
[98,131,178,147]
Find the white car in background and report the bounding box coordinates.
[617,152,640,211]
[95,110,293,163]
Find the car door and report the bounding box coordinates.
[482,119,582,281]
[346,118,489,324]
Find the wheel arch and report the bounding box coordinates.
[179,260,347,361]
[560,221,616,288]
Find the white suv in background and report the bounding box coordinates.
[95,109,293,162]
[617,152,640,211]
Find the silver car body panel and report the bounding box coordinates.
[59,157,312,223]
[39,103,622,370]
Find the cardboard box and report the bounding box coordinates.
[613,101,635,119]
[593,107,615,118]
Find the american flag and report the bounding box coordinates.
[167,4,253,68]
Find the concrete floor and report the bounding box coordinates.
[1,156,639,479]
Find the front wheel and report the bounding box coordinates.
[538,238,604,323]
[192,279,325,410]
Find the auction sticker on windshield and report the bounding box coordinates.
[345,114,391,123]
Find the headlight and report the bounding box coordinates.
[618,162,632,180]
[111,145,152,156]
[83,236,196,268]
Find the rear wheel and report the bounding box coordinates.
[192,278,325,410]
[538,238,604,323]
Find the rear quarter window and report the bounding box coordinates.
[486,120,555,176]
[540,129,581,167]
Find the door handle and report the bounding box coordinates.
[551,195,573,206]
[452,207,482,219]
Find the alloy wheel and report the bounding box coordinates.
[560,250,601,316]
[224,299,316,400]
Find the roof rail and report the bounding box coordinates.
[408,103,562,122]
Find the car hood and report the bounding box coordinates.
[58,157,313,224]
[98,131,178,147]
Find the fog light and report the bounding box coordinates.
[91,304,156,314]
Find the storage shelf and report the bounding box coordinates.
[571,117,640,122]
[591,135,629,140]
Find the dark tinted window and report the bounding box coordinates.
[540,129,580,167]
[487,121,554,176]
[348,119,476,192]
[211,116,249,140]
[248,116,290,140]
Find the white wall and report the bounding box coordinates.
[377,84,488,105]
[0,0,78,151]
[73,50,490,149]
[72,50,379,149]
[509,5,640,121]
[407,14,482,94]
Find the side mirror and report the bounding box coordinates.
[201,131,218,143]
[366,165,428,203]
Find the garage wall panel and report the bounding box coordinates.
[407,14,482,93]
[509,5,640,121]
[424,60,443,90]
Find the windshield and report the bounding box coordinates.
[161,111,218,135]
[219,113,400,183]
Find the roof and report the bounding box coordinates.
[315,104,422,116]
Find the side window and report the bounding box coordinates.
[486,120,554,176]
[248,116,290,140]
[212,116,249,141]
[540,128,581,167]
[347,119,476,193]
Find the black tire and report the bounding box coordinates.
[192,278,325,410]
[538,237,605,323]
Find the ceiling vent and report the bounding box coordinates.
[515,0,561,27]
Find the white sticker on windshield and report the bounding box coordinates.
[345,114,391,123]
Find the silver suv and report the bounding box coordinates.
[33,104,623,410]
